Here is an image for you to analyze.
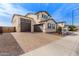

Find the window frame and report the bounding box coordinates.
[52,24,55,29]
[48,23,51,29]
[42,14,48,20]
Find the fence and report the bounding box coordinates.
[0,26,16,33]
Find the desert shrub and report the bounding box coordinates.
[69,25,77,31]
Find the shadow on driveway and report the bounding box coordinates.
[0,33,24,56]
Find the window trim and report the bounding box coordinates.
[42,14,48,20]
[48,23,51,29]
[37,14,39,19]
[52,24,55,29]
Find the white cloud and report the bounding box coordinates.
[0,3,31,26]
[0,3,31,16]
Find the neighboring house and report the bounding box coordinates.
[57,22,70,35]
[12,11,58,32]
[57,22,65,28]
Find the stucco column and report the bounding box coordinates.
[43,24,46,32]
[31,25,34,32]
[31,21,34,32]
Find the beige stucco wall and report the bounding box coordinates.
[26,14,39,24]
[12,15,21,32]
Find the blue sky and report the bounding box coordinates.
[0,3,79,26]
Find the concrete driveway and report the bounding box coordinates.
[11,32,61,55]
[22,32,79,56]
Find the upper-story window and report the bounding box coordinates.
[37,14,50,20]
[42,14,48,20]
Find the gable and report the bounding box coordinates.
[46,20,56,24]
[35,11,51,16]
[39,19,57,25]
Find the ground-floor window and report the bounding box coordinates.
[52,24,55,29]
[48,23,51,29]
[48,23,55,29]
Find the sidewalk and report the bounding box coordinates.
[22,32,79,56]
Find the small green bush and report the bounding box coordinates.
[69,25,77,31]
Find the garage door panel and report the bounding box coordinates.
[20,19,31,32]
[34,25,43,32]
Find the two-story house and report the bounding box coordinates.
[12,11,59,32]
